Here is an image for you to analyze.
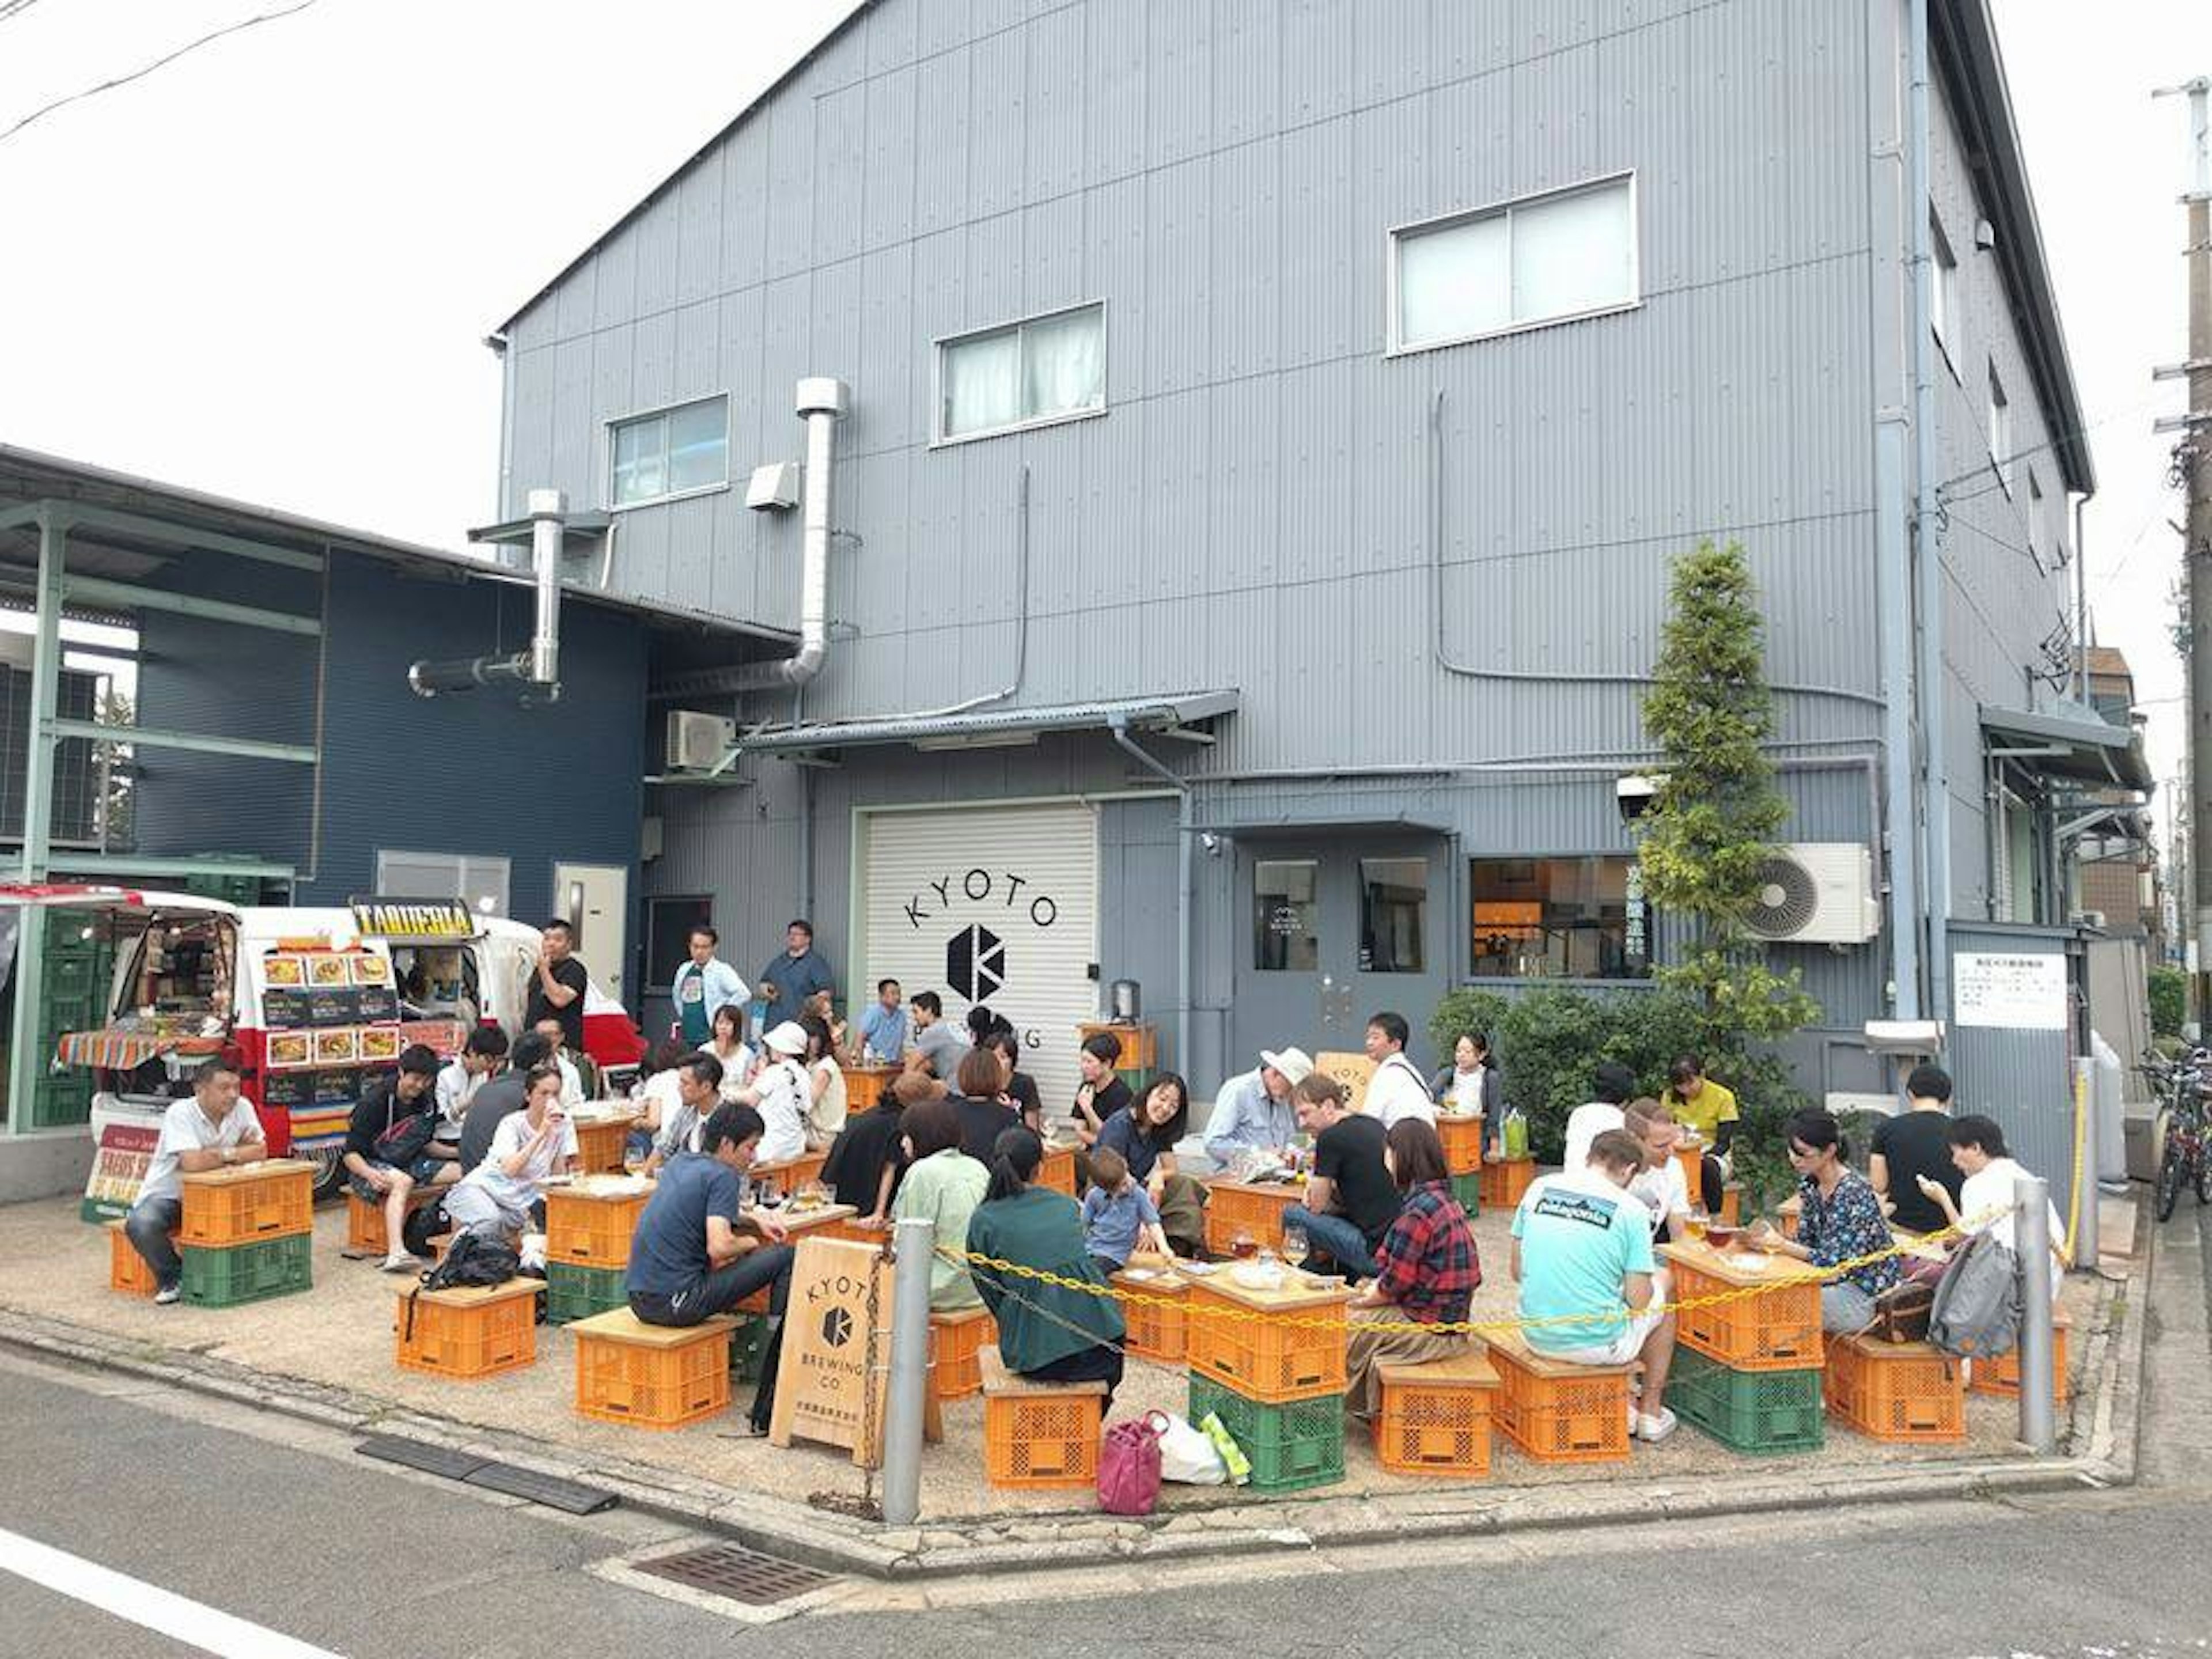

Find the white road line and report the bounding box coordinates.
[0,1524,343,1658]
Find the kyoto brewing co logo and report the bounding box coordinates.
[819,1305,854,1348]
[905,868,1060,1007]
[947,923,1006,1003]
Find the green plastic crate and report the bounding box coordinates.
[545,1261,626,1325]
[1666,1344,1824,1455]
[180,1232,312,1308]
[1187,1372,1346,1493]
[729,1315,770,1383]
[1449,1170,1482,1218]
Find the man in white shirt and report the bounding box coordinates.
[670,923,749,1050]
[126,1061,267,1304]
[1362,1012,1435,1127]
[434,1027,509,1126]
[1560,1062,1639,1172]
[1204,1047,1311,1167]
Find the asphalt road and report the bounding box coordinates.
[0,1204,2201,1658]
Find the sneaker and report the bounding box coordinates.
[1635,1407,1679,1444]
[379,1252,421,1274]
[153,1283,182,1305]
[1626,1400,1640,1433]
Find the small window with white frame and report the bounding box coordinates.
[1931,214,1960,373]
[608,395,729,509]
[1987,362,2013,495]
[1390,173,1638,354]
[935,302,1105,444]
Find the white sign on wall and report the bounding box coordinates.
[1952,950,2067,1031]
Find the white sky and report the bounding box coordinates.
[0,0,2205,835]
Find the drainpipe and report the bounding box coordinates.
[726,377,847,693]
[1909,0,1952,1032]
[1877,418,1923,1018]
[1110,718,1192,1082]
[409,488,567,700]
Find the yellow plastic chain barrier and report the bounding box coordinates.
[931,1205,2006,1340]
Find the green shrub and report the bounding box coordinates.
[2150,965,2187,1040]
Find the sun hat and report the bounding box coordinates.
[1259,1047,1315,1086]
[764,1020,809,1057]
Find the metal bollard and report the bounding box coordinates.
[2016,1173,2055,1455]
[880,1216,935,1526]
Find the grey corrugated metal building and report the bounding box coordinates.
[486,0,2142,1113]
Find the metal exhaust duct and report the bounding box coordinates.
[728,376,846,692]
[410,488,567,699]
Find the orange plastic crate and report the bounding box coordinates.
[1436,1114,1485,1177]
[1202,1181,1296,1257]
[395,1281,539,1380]
[1670,1254,1823,1372]
[1824,1334,1964,1442]
[1483,1330,1633,1464]
[1373,1352,1498,1479]
[1477,1157,1535,1211]
[572,1117,630,1175]
[1185,1282,1346,1404]
[179,1164,313,1248]
[544,1184,652,1268]
[1968,1318,2070,1403]
[1038,1146,1077,1196]
[107,1219,169,1297]
[572,1308,735,1429]
[752,1150,828,1196]
[930,1305,996,1401]
[980,1345,1106,1488]
[347,1188,436,1256]
[1113,1271,1190,1363]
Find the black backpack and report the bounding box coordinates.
[398,1232,523,1341]
[400,1194,449,1260]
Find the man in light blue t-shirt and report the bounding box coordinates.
[1510,1127,1679,1443]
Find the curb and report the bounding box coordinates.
[0,1222,2145,1582]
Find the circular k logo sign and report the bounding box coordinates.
[946,923,1006,1003]
[819,1306,854,1348]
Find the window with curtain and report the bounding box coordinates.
[937,303,1105,442]
[609,396,729,507]
[1392,175,1637,352]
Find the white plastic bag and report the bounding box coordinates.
[518,1232,548,1272]
[1150,1410,1228,1484]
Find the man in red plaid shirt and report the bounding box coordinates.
[1343,1119,1481,1420]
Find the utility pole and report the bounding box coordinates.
[2159,78,2212,1020]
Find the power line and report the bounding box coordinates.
[0,1,48,24]
[0,1,319,147]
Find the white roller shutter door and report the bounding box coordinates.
[860,802,1100,1113]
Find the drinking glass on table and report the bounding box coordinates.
[1281,1226,1309,1272]
[1684,1208,1710,1244]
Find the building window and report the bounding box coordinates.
[1987,363,2013,496]
[935,303,1105,443]
[609,396,729,508]
[1469,856,1649,980]
[1359,858,1427,974]
[1930,214,1960,373]
[1253,859,1320,972]
[1391,173,1637,354]
[644,895,714,994]
[373,850,510,920]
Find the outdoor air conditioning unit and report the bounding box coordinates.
[1743,843,1881,944]
[664,710,736,773]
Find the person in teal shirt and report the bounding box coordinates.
[889,1097,988,1310]
[672,925,748,1050]
[966,1126,1125,1400]
[1510,1126,1680,1442]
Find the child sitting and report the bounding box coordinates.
[1081,1146,1171,1278]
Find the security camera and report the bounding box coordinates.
[1616,774,1665,823]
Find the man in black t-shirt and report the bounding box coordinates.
[1281,1074,1397,1281]
[524,919,590,1054]
[1869,1063,1963,1234]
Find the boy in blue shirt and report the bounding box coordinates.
[1081,1146,1171,1278]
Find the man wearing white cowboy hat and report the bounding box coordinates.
[1204,1047,1314,1168]
[731,1020,813,1165]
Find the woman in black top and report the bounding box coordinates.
[984,1029,1044,1134]
[1070,1032,1131,1149]
[821,1071,926,1226]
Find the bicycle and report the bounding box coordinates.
[2142,1050,2212,1223]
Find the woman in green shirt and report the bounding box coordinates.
[966,1126,1126,1400]
[889,1096,988,1310]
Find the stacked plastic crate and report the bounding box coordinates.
[1656,1240,1825,1454]
[176,1159,316,1307]
[1183,1270,1354,1494]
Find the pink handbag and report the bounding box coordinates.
[1097,1413,1165,1516]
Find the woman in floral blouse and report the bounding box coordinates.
[1749,1108,1897,1332]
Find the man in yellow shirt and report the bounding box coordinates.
[1660,1055,1738,1213]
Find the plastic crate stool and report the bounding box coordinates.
[1188,1372,1345,1494]
[180,1232,313,1308]
[931,1305,997,1402]
[1113,1267,1190,1363]
[107,1218,179,1298]
[395,1278,540,1381]
[1666,1344,1824,1455]
[1477,1157,1535,1212]
[1483,1328,1634,1464]
[979,1344,1107,1489]
[1968,1312,2071,1404]
[1435,1113,1485,1177]
[572,1306,738,1430]
[1823,1333,1965,1444]
[1373,1350,1500,1480]
[544,1177,653,1270]
[179,1159,315,1248]
[346,1187,436,1257]
[1658,1241,1823,1372]
[1185,1275,1352,1404]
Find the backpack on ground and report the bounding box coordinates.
[400,1193,449,1260]
[1927,1230,2022,1359]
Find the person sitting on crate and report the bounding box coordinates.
[126,1060,267,1305]
[431,1027,509,1161]
[443,1063,578,1241]
[1094,1073,1209,1257]
[967,1126,1127,1404]
[532,1018,592,1109]
[1202,1046,1310,1170]
[1281,1073,1399,1282]
[455,1032,551,1175]
[1510,1128,1680,1443]
[626,1103,794,1435]
[343,1044,459,1274]
[641,1052,727,1177]
[1344,1119,1480,1423]
[1658,1055,1741,1214]
[1747,1108,1900,1332]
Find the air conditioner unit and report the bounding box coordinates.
[664,710,736,773]
[1743,843,1880,944]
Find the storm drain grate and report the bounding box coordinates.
[633,1543,839,1607]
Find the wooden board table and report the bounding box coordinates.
[1183,1262,1355,1403]
[568,1104,639,1174]
[840,1064,899,1115]
[1202,1176,1303,1256]
[542,1173,655,1268]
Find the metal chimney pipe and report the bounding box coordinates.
[409,488,567,698]
[728,377,847,692]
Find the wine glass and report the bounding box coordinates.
[1281,1226,1309,1279]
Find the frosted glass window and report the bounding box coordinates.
[1392,175,1637,351]
[609,396,726,507]
[938,304,1105,441]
